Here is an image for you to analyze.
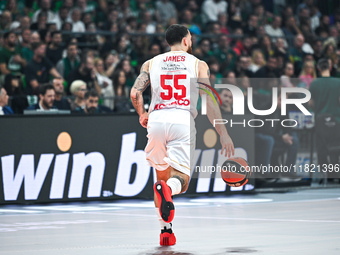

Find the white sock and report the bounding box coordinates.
[166,177,182,196]
[155,208,172,230]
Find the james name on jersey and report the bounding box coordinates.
[163,55,186,62]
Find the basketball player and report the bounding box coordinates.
[130,24,234,246]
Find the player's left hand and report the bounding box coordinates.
[139,112,149,128]
[220,134,235,158]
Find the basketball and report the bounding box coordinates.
[221,157,251,187]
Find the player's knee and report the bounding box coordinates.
[172,174,190,193]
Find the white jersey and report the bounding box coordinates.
[148,51,200,119]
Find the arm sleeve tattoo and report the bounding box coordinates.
[132,71,150,92]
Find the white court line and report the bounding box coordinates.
[104,212,340,224]
[27,206,121,211]
[0,209,42,214]
[102,202,207,207]
[2,197,339,217]
[190,198,273,203]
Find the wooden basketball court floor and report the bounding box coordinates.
[1,188,339,255]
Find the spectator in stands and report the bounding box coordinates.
[299,60,316,88]
[112,69,128,98]
[32,0,55,23]
[82,13,93,29]
[255,90,300,180]
[46,31,64,65]
[20,29,33,62]
[30,31,41,44]
[243,14,259,37]
[217,12,230,36]
[282,6,294,23]
[289,34,306,75]
[296,0,317,16]
[69,80,87,111]
[254,55,280,78]
[66,54,101,95]
[233,36,253,56]
[17,16,31,31]
[155,0,177,26]
[312,39,323,63]
[0,86,14,115]
[112,69,132,113]
[201,0,227,24]
[26,84,56,110]
[235,55,253,77]
[181,9,201,35]
[0,31,26,76]
[101,9,119,31]
[310,62,340,181]
[69,8,86,32]
[4,0,21,21]
[75,89,111,114]
[118,58,136,89]
[227,0,242,29]
[249,50,266,74]
[52,78,70,110]
[104,51,120,77]
[265,16,287,46]
[255,25,266,38]
[30,11,48,31]
[94,57,114,110]
[224,70,236,85]
[61,22,73,35]
[73,0,96,14]
[193,39,212,62]
[310,57,340,124]
[3,74,28,114]
[237,74,250,94]
[208,22,222,51]
[24,42,62,95]
[213,34,237,71]
[130,36,148,65]
[280,62,295,88]
[282,15,302,38]
[148,43,161,59]
[208,57,222,83]
[315,15,330,35]
[275,38,288,57]
[259,35,274,60]
[56,42,80,80]
[142,11,156,34]
[219,88,233,114]
[52,6,69,30]
[322,39,337,64]
[0,11,12,30]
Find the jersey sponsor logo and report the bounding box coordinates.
[154,99,190,110]
[163,55,186,62]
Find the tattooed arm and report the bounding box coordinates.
[198,60,234,157]
[130,60,150,128]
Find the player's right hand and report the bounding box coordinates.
[139,112,149,128]
[220,134,235,158]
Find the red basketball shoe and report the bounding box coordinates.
[154,180,175,223]
[160,228,176,246]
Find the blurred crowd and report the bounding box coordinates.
[0,0,339,115]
